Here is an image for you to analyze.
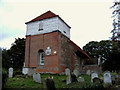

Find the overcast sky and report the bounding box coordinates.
[0,0,113,49]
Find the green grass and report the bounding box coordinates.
[5,73,119,89]
[5,74,67,88]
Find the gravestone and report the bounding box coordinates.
[9,67,13,78]
[77,77,84,82]
[98,57,101,65]
[86,70,91,75]
[22,62,28,75]
[91,72,98,82]
[22,68,28,75]
[103,71,112,84]
[73,69,80,77]
[33,73,41,83]
[65,68,71,84]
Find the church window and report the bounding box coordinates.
[38,50,44,65]
[38,22,43,31]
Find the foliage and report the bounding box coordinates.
[71,74,77,82]
[2,49,11,69]
[83,40,112,62]
[44,77,55,90]
[2,68,8,88]
[2,38,25,71]
[102,51,120,72]
[111,1,120,40]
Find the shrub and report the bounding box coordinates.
[71,74,77,82]
[14,70,22,76]
[2,68,8,88]
[44,77,56,90]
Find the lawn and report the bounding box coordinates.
[4,73,119,89]
[5,74,67,88]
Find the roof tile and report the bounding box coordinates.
[25,11,57,24]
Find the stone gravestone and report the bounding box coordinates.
[9,67,13,78]
[103,71,112,84]
[22,62,28,75]
[86,70,91,76]
[91,72,98,82]
[65,68,71,84]
[33,73,41,83]
[77,77,84,82]
[22,68,28,75]
[73,69,80,77]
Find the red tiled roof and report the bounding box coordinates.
[70,40,90,59]
[25,11,57,24]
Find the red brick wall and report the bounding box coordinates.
[25,31,60,73]
[25,31,88,74]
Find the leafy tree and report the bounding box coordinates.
[83,40,120,71]
[2,38,25,71]
[9,38,25,70]
[83,40,112,62]
[2,49,11,69]
[111,1,120,40]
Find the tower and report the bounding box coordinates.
[24,11,89,75]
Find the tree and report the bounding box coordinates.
[83,40,112,62]
[2,49,11,69]
[111,0,120,41]
[2,38,25,71]
[9,38,25,70]
[83,40,120,71]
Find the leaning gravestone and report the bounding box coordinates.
[103,71,112,84]
[9,67,13,78]
[77,77,84,82]
[65,68,71,84]
[33,73,41,83]
[91,72,98,82]
[73,69,80,77]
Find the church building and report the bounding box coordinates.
[24,11,90,75]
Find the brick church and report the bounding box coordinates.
[24,11,90,75]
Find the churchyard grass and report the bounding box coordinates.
[5,74,67,88]
[4,72,118,88]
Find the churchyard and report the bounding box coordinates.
[3,68,120,89]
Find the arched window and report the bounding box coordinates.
[38,50,44,65]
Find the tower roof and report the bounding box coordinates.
[25,11,57,24]
[25,11,71,28]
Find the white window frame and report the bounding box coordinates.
[39,52,44,65]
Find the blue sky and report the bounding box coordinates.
[0,0,113,49]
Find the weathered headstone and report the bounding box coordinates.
[86,70,91,75]
[33,73,41,83]
[103,71,112,84]
[91,72,98,82]
[98,57,101,65]
[9,67,13,78]
[22,68,28,75]
[73,69,80,77]
[65,68,71,84]
[77,77,84,82]
[22,62,28,75]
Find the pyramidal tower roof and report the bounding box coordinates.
[25,11,57,24]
